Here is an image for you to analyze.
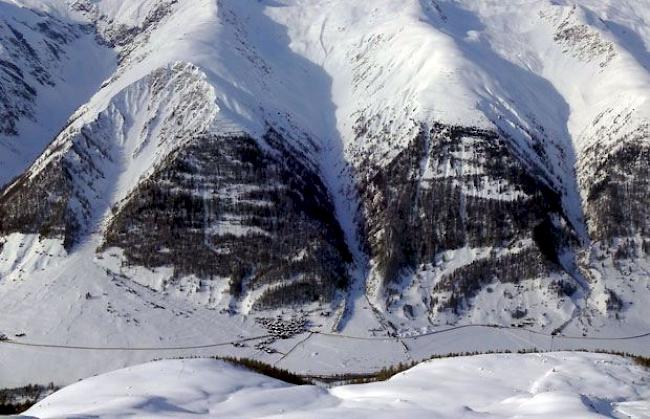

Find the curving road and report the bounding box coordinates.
[2,323,650,352]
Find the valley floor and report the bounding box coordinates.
[2,234,650,390]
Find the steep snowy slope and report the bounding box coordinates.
[26,353,650,418]
[1,0,355,311]
[0,0,649,389]
[266,0,650,332]
[260,0,650,335]
[0,0,114,185]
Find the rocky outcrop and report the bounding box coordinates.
[70,0,178,58]
[0,6,86,136]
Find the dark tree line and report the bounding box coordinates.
[582,137,650,241]
[104,128,351,309]
[433,246,553,314]
[359,122,570,293]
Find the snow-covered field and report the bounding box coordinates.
[0,234,649,389]
[25,352,650,418]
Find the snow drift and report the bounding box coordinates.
[26,352,650,418]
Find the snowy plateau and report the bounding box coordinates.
[0,0,649,416]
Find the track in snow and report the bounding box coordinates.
[0,334,271,351]
[3,324,650,352]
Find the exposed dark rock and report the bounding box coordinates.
[71,0,178,55]
[0,10,85,136]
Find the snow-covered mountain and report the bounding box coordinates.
[0,0,649,388]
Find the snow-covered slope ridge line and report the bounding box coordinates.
[0,62,218,247]
[26,353,650,418]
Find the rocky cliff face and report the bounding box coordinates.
[0,1,114,187]
[0,6,84,136]
[70,0,178,57]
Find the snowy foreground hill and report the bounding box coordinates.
[24,353,650,418]
[0,0,650,389]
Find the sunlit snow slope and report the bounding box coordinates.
[26,353,650,418]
